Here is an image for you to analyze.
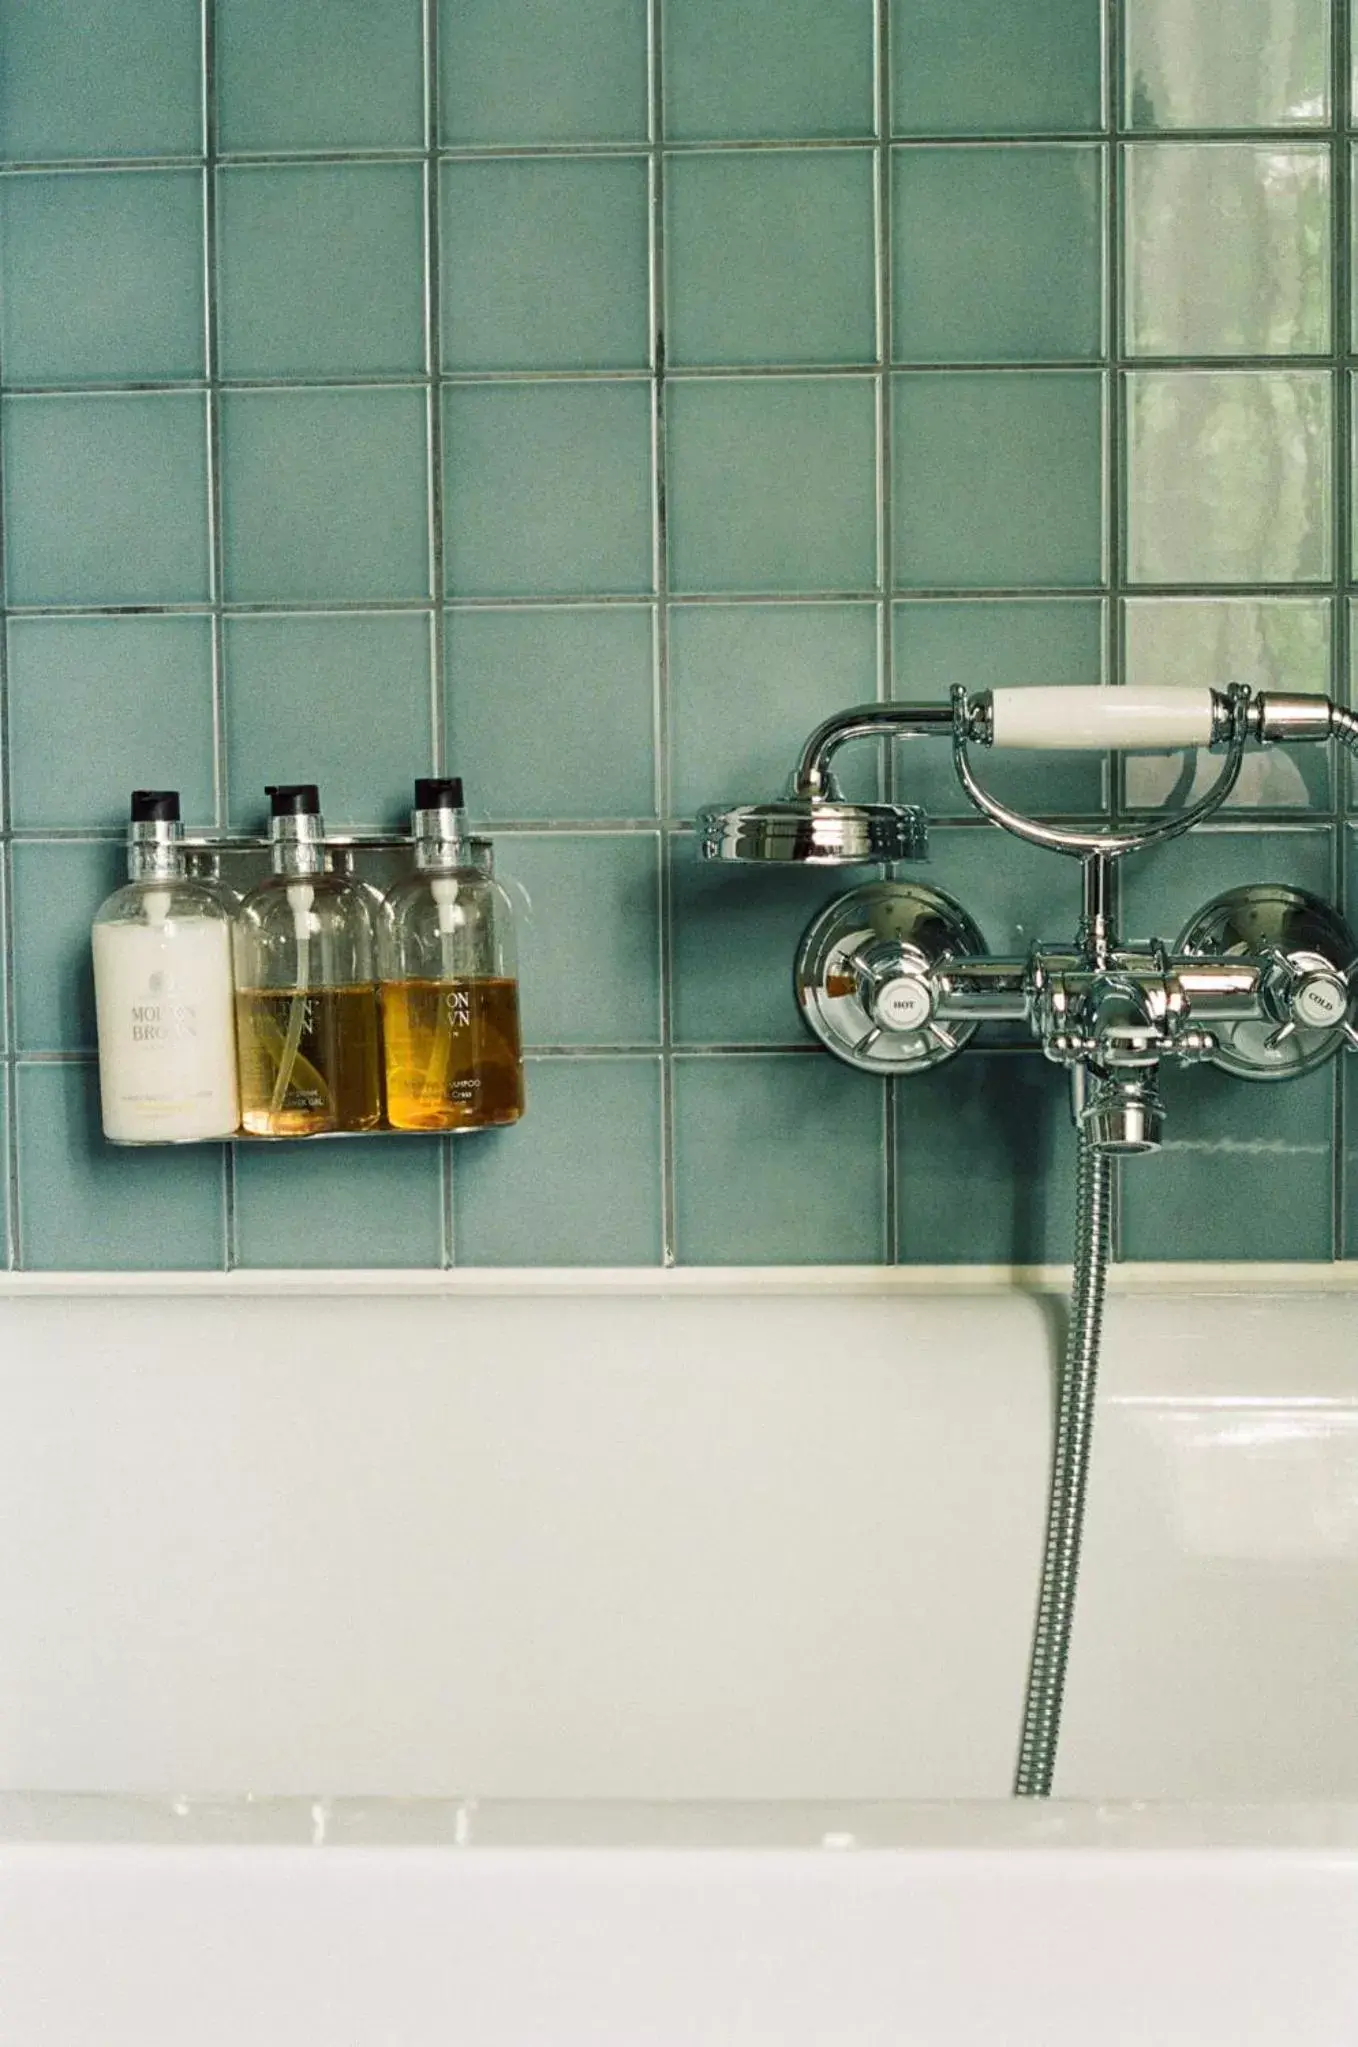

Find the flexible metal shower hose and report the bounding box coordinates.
[1331,703,1358,753]
[1013,1127,1114,1798]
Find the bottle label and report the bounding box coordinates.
[93,920,239,1141]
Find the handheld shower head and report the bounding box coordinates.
[696,795,928,865]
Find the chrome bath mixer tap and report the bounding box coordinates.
[701,682,1358,1155]
[699,680,1358,1797]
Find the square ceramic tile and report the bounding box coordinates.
[670,836,872,1046]
[891,0,1103,136]
[12,840,128,1053]
[663,0,874,140]
[1118,825,1334,947]
[1121,1061,1333,1261]
[666,377,877,594]
[220,387,430,603]
[1123,599,1331,813]
[441,158,649,373]
[233,1137,444,1267]
[439,0,648,145]
[673,1053,885,1262]
[892,147,1101,363]
[0,0,201,160]
[665,150,876,367]
[217,164,424,379]
[445,606,655,821]
[8,615,215,831]
[2,392,209,606]
[1126,371,1332,585]
[443,382,653,598]
[454,1056,663,1265]
[895,1053,1077,1264]
[16,1063,225,1271]
[670,600,879,817]
[217,0,423,151]
[1126,145,1330,357]
[891,599,1106,818]
[1126,0,1329,130]
[892,372,1103,589]
[225,612,433,829]
[921,824,1086,966]
[0,170,204,385]
[495,833,661,1045]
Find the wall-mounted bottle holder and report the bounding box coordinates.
[93,783,525,1147]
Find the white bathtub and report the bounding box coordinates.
[1,1797,1357,2045]
[0,1272,1356,2041]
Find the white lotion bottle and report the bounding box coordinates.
[92,790,240,1142]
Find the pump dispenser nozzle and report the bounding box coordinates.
[130,790,181,823]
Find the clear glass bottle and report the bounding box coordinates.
[379,778,525,1132]
[92,790,240,1143]
[233,785,383,1136]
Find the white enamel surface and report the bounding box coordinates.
[0,1279,1355,1801]
[988,683,1215,750]
[1,1828,1357,2047]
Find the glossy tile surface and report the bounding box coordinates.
[891,0,1103,136]
[0,0,202,160]
[224,612,433,829]
[1125,145,1330,359]
[16,1065,225,1272]
[0,171,204,386]
[664,0,874,141]
[1120,1062,1334,1262]
[1125,0,1329,130]
[446,606,656,822]
[455,1057,663,1266]
[673,1054,885,1264]
[219,388,429,604]
[496,835,661,1048]
[439,0,648,145]
[1123,599,1331,812]
[669,840,863,1047]
[233,1138,444,1268]
[443,383,653,599]
[217,165,424,380]
[892,147,1102,364]
[1126,372,1332,586]
[0,0,1353,1269]
[892,372,1103,589]
[12,841,130,1053]
[666,150,876,367]
[666,378,877,594]
[441,159,649,374]
[2,394,209,607]
[217,0,423,151]
[891,600,1105,818]
[670,601,879,817]
[8,615,215,831]
[1118,827,1334,946]
[895,1054,1077,1265]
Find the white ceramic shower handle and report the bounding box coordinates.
[988,686,1215,751]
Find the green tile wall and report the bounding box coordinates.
[0,0,1354,1269]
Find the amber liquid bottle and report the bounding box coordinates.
[379,780,524,1133]
[233,784,384,1136]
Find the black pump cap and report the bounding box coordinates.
[130,789,180,823]
[414,776,464,810]
[265,783,321,816]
